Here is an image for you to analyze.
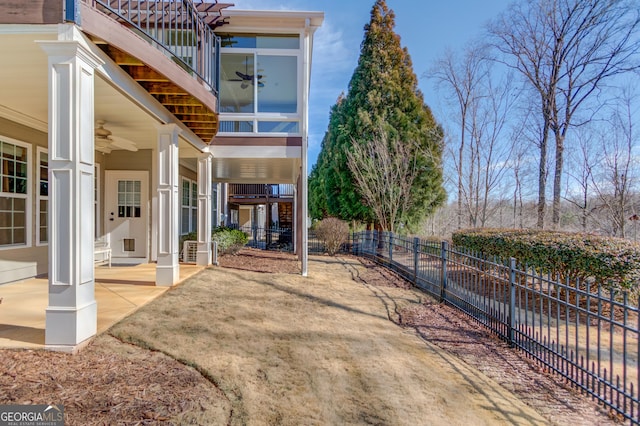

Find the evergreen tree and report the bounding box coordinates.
[309,0,445,231]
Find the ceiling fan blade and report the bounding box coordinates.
[95,143,112,154]
[110,135,138,152]
[95,138,111,148]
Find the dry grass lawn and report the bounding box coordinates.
[2,249,616,425]
[110,253,547,425]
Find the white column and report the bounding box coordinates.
[196,153,212,266]
[38,40,103,350]
[221,183,229,225]
[156,124,181,286]
[301,20,312,277]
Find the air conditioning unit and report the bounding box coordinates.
[182,241,198,263]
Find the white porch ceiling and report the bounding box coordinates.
[0,30,296,183]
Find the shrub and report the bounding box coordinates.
[179,231,198,248]
[212,226,248,255]
[314,218,349,255]
[452,228,640,291]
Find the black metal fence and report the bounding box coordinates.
[236,226,293,252]
[350,230,640,424]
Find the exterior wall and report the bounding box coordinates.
[0,1,64,24]
[103,149,153,172]
[239,206,251,228]
[179,165,196,181]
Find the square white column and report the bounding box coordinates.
[196,153,212,266]
[38,40,103,350]
[156,124,181,286]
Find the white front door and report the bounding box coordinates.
[105,171,149,259]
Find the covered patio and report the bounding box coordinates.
[0,263,204,350]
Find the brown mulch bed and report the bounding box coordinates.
[0,336,228,425]
[217,247,301,274]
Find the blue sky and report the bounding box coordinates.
[230,0,513,169]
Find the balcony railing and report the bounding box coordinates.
[80,0,222,94]
[229,184,295,199]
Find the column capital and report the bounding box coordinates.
[154,122,183,136]
[37,40,104,69]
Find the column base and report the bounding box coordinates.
[196,243,211,266]
[45,301,97,350]
[156,263,179,286]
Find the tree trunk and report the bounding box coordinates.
[536,120,550,229]
[552,130,565,228]
[457,119,465,230]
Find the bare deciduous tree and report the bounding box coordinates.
[345,130,419,233]
[490,0,640,229]
[429,44,489,229]
[563,126,596,232]
[590,88,638,237]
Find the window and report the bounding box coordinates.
[219,34,299,49]
[36,148,48,245]
[117,180,141,218]
[181,177,197,234]
[0,139,29,247]
[218,32,301,134]
[220,54,298,115]
[212,183,219,228]
[220,54,255,113]
[258,121,300,133]
[257,55,297,113]
[94,164,100,240]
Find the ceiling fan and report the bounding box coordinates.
[94,120,138,154]
[233,71,265,89]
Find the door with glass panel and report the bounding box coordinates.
[105,171,148,259]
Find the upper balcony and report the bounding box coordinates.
[0,0,231,144]
[228,183,295,204]
[80,0,232,143]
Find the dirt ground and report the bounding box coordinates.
[0,248,619,425]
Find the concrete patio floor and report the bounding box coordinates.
[0,263,204,349]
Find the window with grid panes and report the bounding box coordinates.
[0,139,29,247]
[37,149,48,244]
[181,177,197,234]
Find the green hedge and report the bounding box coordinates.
[452,228,640,291]
[212,226,248,255]
[180,227,249,256]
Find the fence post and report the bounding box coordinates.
[440,241,448,303]
[508,257,516,347]
[353,232,357,255]
[413,237,419,286]
[388,232,394,264]
[212,241,219,266]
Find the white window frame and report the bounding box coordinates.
[212,182,219,228]
[219,31,303,136]
[36,147,48,246]
[95,163,101,242]
[0,136,31,250]
[180,176,197,235]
